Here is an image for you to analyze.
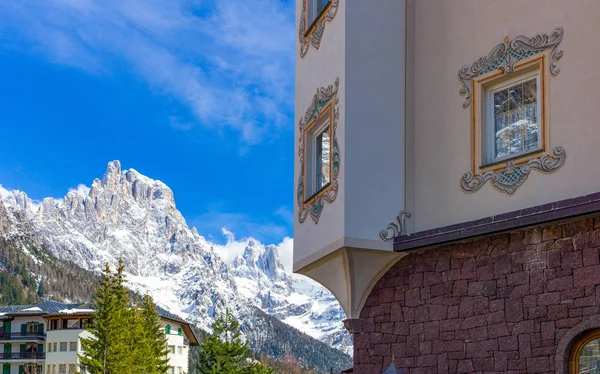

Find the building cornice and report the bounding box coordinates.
[394,191,600,252]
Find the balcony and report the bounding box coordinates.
[0,332,46,341]
[0,352,45,360]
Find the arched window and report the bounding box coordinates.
[178,328,182,336]
[165,325,171,335]
[569,329,600,373]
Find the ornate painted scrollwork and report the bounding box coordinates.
[299,0,339,58]
[297,78,340,224]
[379,210,412,241]
[461,147,566,195]
[458,27,564,108]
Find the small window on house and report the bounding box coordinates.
[53,342,57,352]
[167,367,174,374]
[69,342,77,351]
[65,319,79,329]
[59,364,66,373]
[176,346,182,355]
[47,343,52,352]
[68,364,76,373]
[307,0,332,28]
[165,325,171,335]
[178,327,182,336]
[59,342,67,352]
[167,345,175,354]
[304,111,332,200]
[50,320,58,330]
[471,55,548,173]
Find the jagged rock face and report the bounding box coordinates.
[0,161,352,354]
[0,198,11,235]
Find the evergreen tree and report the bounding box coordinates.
[79,263,117,374]
[133,295,170,374]
[110,258,135,374]
[197,310,272,374]
[79,259,135,374]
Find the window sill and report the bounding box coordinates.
[304,182,331,205]
[480,147,544,170]
[304,1,333,38]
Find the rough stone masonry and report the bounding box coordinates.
[353,214,600,373]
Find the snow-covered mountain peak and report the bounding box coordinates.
[0,161,352,355]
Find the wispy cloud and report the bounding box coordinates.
[191,209,288,244]
[211,228,294,272]
[0,0,294,144]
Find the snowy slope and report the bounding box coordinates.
[0,161,351,354]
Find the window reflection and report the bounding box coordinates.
[493,78,539,160]
[316,128,330,190]
[579,338,600,373]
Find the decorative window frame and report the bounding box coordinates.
[472,53,549,174]
[459,28,566,195]
[299,0,339,58]
[297,78,340,224]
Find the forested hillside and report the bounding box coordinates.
[0,236,98,304]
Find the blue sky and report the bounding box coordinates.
[0,0,295,246]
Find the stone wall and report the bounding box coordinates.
[354,215,600,373]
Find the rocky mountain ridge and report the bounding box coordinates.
[0,161,352,356]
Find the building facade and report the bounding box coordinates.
[0,301,198,374]
[293,1,600,373]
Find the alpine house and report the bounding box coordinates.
[293,0,600,373]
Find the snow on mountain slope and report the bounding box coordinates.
[0,161,351,354]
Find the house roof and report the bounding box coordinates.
[0,300,199,346]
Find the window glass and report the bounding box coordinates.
[167,345,175,354]
[178,327,182,336]
[177,346,182,355]
[308,0,332,25]
[167,367,174,374]
[50,320,58,330]
[315,128,330,190]
[165,325,171,335]
[69,342,77,351]
[66,319,79,329]
[59,364,66,373]
[492,77,539,161]
[60,342,67,352]
[577,337,600,373]
[53,342,57,352]
[47,343,52,352]
[68,364,76,373]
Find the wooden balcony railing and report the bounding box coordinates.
[0,352,45,360]
[0,332,46,340]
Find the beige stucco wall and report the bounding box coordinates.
[407,0,600,233]
[293,0,347,270]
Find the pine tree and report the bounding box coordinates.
[133,295,170,374]
[79,259,135,374]
[79,263,116,374]
[109,258,135,374]
[196,310,272,374]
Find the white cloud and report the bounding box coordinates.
[68,184,91,198]
[211,228,294,272]
[0,0,294,144]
